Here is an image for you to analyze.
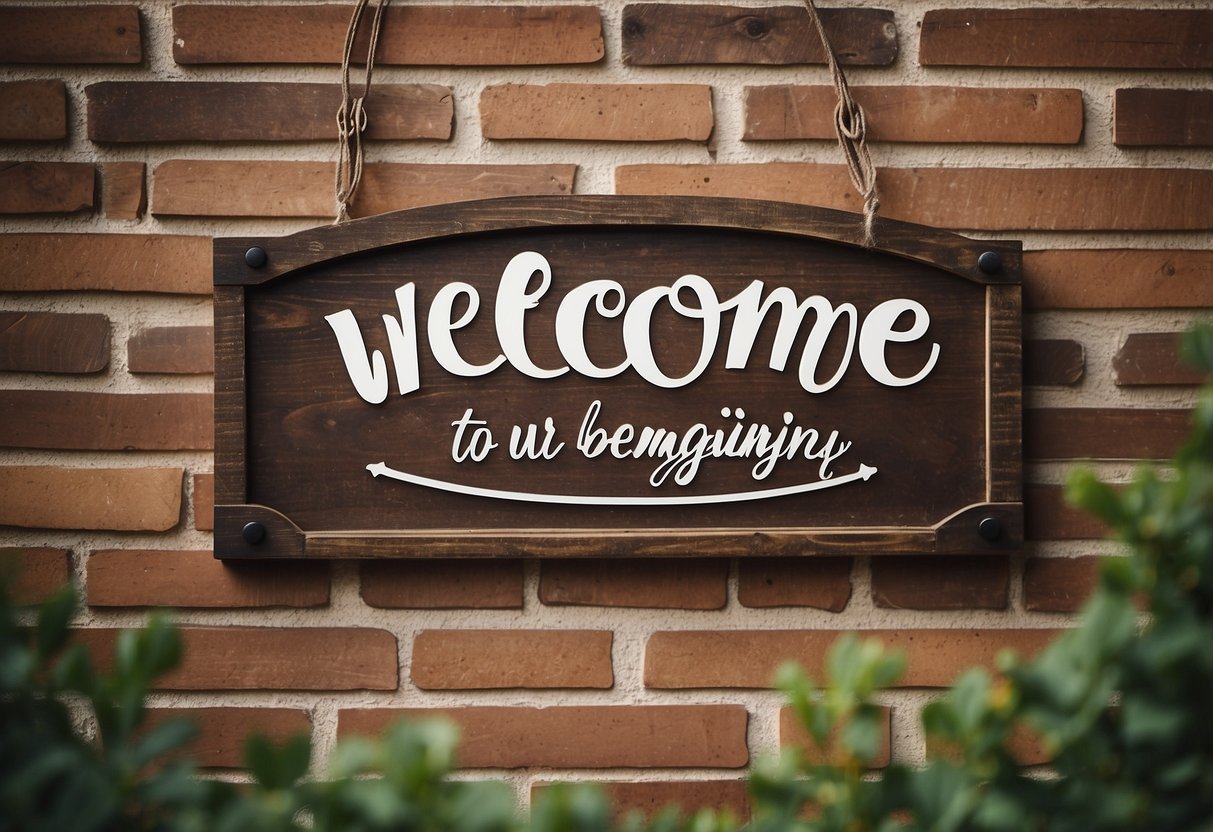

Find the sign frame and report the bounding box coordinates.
[213,195,1022,560]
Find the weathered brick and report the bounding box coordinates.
[145,707,311,769]
[1024,339,1084,387]
[1025,408,1191,461]
[87,549,329,608]
[152,160,576,218]
[1024,250,1213,310]
[1023,557,1103,613]
[193,472,213,532]
[0,466,181,532]
[531,780,750,819]
[737,558,852,611]
[622,4,896,66]
[1114,332,1208,387]
[0,161,94,214]
[87,82,452,143]
[482,84,712,142]
[1115,89,1213,147]
[920,9,1213,69]
[615,165,1213,231]
[1025,483,1108,542]
[128,326,214,375]
[100,161,144,220]
[78,627,397,690]
[928,721,1048,767]
[0,547,70,604]
[0,391,212,451]
[745,86,1082,144]
[0,311,109,374]
[411,630,613,690]
[339,705,749,768]
[540,559,727,609]
[871,556,1008,610]
[0,5,141,64]
[0,234,211,294]
[361,560,523,609]
[780,704,891,767]
[0,80,67,140]
[173,5,603,66]
[645,629,1057,689]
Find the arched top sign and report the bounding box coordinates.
[213,196,1022,560]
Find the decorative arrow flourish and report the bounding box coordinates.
[365,462,877,506]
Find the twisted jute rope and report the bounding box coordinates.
[801,0,880,247]
[335,0,390,224]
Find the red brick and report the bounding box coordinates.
[0,391,212,451]
[128,326,214,375]
[173,5,603,65]
[531,780,750,819]
[1023,557,1103,614]
[645,629,1058,689]
[928,721,1048,767]
[0,161,94,214]
[145,707,311,769]
[100,161,144,220]
[615,165,1213,231]
[339,705,749,768]
[78,626,397,690]
[361,560,523,609]
[0,311,109,374]
[411,630,612,690]
[1115,89,1213,147]
[872,556,1008,610]
[482,84,712,141]
[1,547,70,604]
[1025,408,1190,461]
[1025,483,1108,542]
[152,160,576,218]
[193,473,213,532]
[1024,339,1084,387]
[780,704,891,767]
[87,82,452,142]
[87,549,329,608]
[540,559,727,609]
[1024,250,1213,310]
[0,234,211,294]
[0,5,141,64]
[0,466,181,532]
[1114,333,1209,387]
[920,9,1213,69]
[737,558,852,611]
[0,80,67,141]
[745,86,1082,144]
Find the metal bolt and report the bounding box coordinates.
[244,246,268,269]
[977,251,1002,275]
[978,516,1002,542]
[242,521,267,545]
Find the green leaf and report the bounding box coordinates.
[34,586,77,661]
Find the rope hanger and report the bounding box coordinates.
[333,0,880,246]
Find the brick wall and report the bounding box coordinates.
[1,0,1209,814]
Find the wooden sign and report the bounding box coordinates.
[213,196,1022,559]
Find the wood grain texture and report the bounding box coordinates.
[0,466,181,532]
[0,162,94,214]
[1115,88,1213,147]
[173,4,603,65]
[622,4,896,66]
[412,630,613,689]
[0,311,110,374]
[987,284,1022,504]
[0,391,213,451]
[736,557,852,610]
[1024,339,1084,387]
[128,326,214,374]
[1114,332,1209,386]
[100,161,144,220]
[745,86,1083,144]
[1024,250,1213,310]
[87,82,452,143]
[481,83,713,141]
[0,5,141,64]
[1025,408,1191,461]
[0,233,210,294]
[153,160,576,218]
[920,9,1213,69]
[0,80,67,141]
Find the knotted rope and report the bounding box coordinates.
[335,0,390,224]
[801,0,880,247]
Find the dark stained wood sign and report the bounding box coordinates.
[213,196,1022,559]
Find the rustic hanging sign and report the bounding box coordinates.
[213,196,1021,559]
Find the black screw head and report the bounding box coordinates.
[977,251,1002,275]
[242,521,267,545]
[978,516,1003,542]
[244,246,268,269]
